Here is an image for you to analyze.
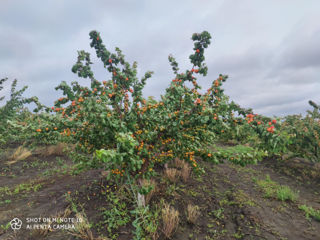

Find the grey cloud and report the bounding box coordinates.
[278,28,320,70]
[1,0,320,117]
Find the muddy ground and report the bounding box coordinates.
[0,144,319,240]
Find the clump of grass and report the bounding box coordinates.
[31,208,72,238]
[67,212,109,240]
[256,175,298,202]
[186,204,200,224]
[161,203,179,239]
[174,158,185,169]
[277,186,299,202]
[34,143,75,157]
[165,168,179,182]
[299,205,320,222]
[181,162,191,183]
[7,146,32,164]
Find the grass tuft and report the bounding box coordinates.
[161,203,179,239]
[186,204,200,224]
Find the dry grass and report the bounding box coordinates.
[7,146,32,165]
[161,203,179,239]
[30,208,72,238]
[186,204,200,224]
[34,143,75,157]
[140,178,157,205]
[174,158,185,169]
[67,212,110,240]
[181,162,191,182]
[165,168,179,182]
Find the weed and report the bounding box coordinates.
[233,232,244,239]
[131,205,159,240]
[0,199,11,206]
[277,186,299,202]
[56,157,65,166]
[256,175,298,202]
[181,162,191,182]
[161,203,179,239]
[186,204,200,224]
[0,181,43,197]
[166,184,179,195]
[212,208,224,220]
[140,178,156,205]
[174,158,185,169]
[100,192,130,239]
[9,146,32,163]
[165,168,179,182]
[188,189,199,197]
[67,212,95,240]
[0,222,11,234]
[299,204,320,222]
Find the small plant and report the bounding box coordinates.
[299,204,320,222]
[0,199,11,206]
[101,191,130,239]
[165,168,179,183]
[277,186,299,202]
[161,203,179,239]
[0,222,11,235]
[140,178,156,205]
[131,205,160,240]
[186,204,200,224]
[212,208,224,220]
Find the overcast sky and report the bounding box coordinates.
[1,0,319,117]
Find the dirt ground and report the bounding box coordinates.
[0,144,319,240]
